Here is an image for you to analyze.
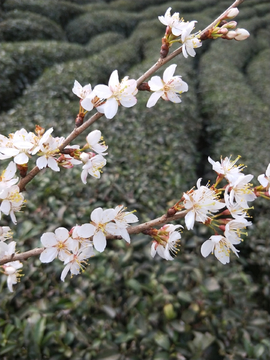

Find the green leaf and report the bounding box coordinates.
[254,344,265,358]
[154,333,170,351]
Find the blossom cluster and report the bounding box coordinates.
[159,7,202,58]
[0,127,108,185]
[40,205,138,281]
[145,157,270,264]
[73,70,138,120]
[182,156,257,264]
[205,7,250,41]
[0,4,256,294]
[0,161,24,225]
[0,226,23,292]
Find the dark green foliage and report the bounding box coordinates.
[65,10,141,44]
[0,0,270,359]
[0,17,65,42]
[0,41,86,111]
[3,0,83,27]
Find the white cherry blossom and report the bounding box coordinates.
[0,226,12,242]
[94,70,137,119]
[146,64,188,108]
[208,156,244,183]
[0,185,24,224]
[151,224,182,261]
[229,174,256,209]
[0,129,36,164]
[0,162,18,190]
[258,163,270,189]
[224,187,249,219]
[105,205,138,243]
[60,245,95,282]
[72,80,92,100]
[225,218,252,245]
[158,7,186,36]
[201,234,239,264]
[181,21,202,58]
[35,128,65,172]
[40,227,75,263]
[2,260,23,292]
[86,130,108,155]
[78,207,116,253]
[0,241,23,292]
[184,179,225,230]
[80,153,106,183]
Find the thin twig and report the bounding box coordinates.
[0,210,187,265]
[18,0,244,192]
[7,0,245,266]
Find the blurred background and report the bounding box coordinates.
[0,0,270,359]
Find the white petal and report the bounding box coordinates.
[94,84,112,99]
[55,227,69,241]
[47,157,60,172]
[166,91,181,103]
[91,207,103,223]
[14,152,29,165]
[201,240,213,258]
[163,64,177,82]
[61,263,71,282]
[102,208,116,223]
[41,232,57,247]
[120,96,137,108]
[81,97,94,111]
[40,247,58,263]
[148,76,163,91]
[185,211,195,230]
[93,231,107,252]
[258,174,268,187]
[104,98,118,119]
[215,246,230,264]
[146,92,163,108]
[77,223,95,238]
[108,70,119,91]
[150,243,157,258]
[36,156,47,169]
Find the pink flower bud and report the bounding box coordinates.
[226,31,237,39]
[222,21,237,29]
[218,28,229,35]
[235,28,250,41]
[226,8,239,19]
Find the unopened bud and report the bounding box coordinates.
[35,125,45,136]
[221,21,237,29]
[75,112,85,127]
[235,28,250,41]
[226,8,239,19]
[226,30,237,39]
[218,28,229,36]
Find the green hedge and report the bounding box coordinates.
[0,17,65,42]
[0,41,86,111]
[0,1,270,359]
[3,0,83,27]
[66,10,141,44]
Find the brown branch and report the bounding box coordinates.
[17,0,245,192]
[136,0,244,86]
[0,247,44,265]
[7,0,245,266]
[0,210,187,265]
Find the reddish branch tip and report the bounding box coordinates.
[137,82,151,91]
[75,112,85,127]
[167,207,177,217]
